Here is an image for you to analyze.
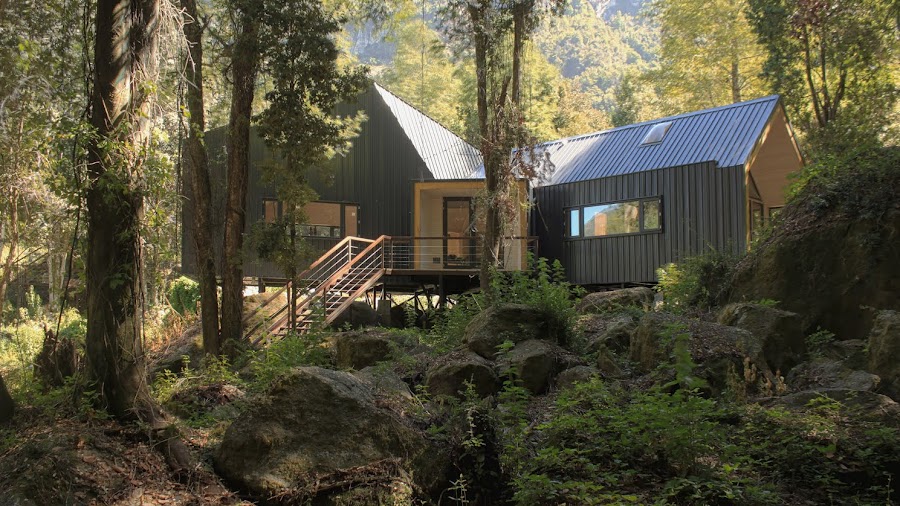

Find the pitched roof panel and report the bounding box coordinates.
[374,83,483,180]
[540,96,781,186]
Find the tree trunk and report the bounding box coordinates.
[0,372,12,424]
[0,190,18,309]
[86,0,192,473]
[731,59,741,103]
[220,12,258,353]
[181,0,220,356]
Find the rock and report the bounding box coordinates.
[771,389,900,428]
[215,367,445,500]
[786,359,880,392]
[496,340,570,395]
[166,383,245,420]
[463,304,553,359]
[0,373,13,424]
[148,327,204,380]
[354,366,415,404]
[868,310,900,400]
[821,339,868,370]
[334,330,395,370]
[595,347,626,379]
[576,287,654,314]
[718,303,805,374]
[579,312,639,355]
[425,351,499,398]
[630,312,762,394]
[555,366,601,390]
[729,207,900,341]
[330,301,379,330]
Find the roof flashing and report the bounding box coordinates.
[641,121,673,146]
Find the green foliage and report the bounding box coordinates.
[657,248,740,312]
[246,331,333,392]
[805,328,836,357]
[427,256,581,351]
[167,276,200,316]
[23,286,43,320]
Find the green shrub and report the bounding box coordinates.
[168,276,200,316]
[247,330,332,392]
[805,328,836,357]
[657,249,740,312]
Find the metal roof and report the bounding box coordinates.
[374,83,483,180]
[533,95,782,186]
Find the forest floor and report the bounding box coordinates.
[0,406,247,505]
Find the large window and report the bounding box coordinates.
[260,199,358,238]
[566,197,662,238]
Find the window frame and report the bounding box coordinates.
[260,198,359,238]
[565,196,663,240]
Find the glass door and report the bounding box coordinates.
[443,197,476,268]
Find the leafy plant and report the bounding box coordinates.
[657,248,740,312]
[805,328,836,357]
[167,276,200,316]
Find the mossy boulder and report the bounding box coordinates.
[496,340,574,395]
[555,366,601,390]
[333,329,414,370]
[771,389,900,428]
[868,310,900,400]
[579,312,639,355]
[786,359,880,392]
[463,304,553,359]
[718,303,805,374]
[425,351,499,399]
[576,287,654,314]
[215,367,445,502]
[729,209,900,341]
[330,301,379,330]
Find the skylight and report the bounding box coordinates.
[641,121,673,146]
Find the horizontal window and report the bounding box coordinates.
[566,197,662,238]
[260,199,358,238]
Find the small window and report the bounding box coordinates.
[567,208,581,237]
[642,198,661,231]
[641,121,673,145]
[263,199,279,223]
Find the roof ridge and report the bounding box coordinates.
[540,95,781,147]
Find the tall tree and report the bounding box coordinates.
[255,0,367,330]
[180,0,220,356]
[219,0,260,353]
[648,0,766,112]
[86,0,190,470]
[747,0,897,152]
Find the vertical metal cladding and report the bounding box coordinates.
[533,162,747,286]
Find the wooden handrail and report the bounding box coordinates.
[241,281,291,326]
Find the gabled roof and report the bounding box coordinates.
[536,95,783,186]
[374,83,483,180]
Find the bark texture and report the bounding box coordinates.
[86,0,192,473]
[220,13,259,352]
[0,189,18,309]
[181,0,220,356]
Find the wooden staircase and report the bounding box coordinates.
[245,236,388,345]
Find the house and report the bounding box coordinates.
[531,95,803,287]
[180,83,532,333]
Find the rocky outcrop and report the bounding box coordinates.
[463,304,553,359]
[555,366,601,390]
[786,359,880,392]
[330,301,379,330]
[868,310,900,400]
[729,209,900,341]
[771,389,900,428]
[718,303,805,374]
[215,367,445,502]
[496,340,573,395]
[425,351,499,398]
[576,287,654,314]
[333,330,411,370]
[579,312,639,354]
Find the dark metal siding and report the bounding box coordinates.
[182,87,436,279]
[532,161,747,285]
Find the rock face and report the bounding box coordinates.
[576,287,654,314]
[425,351,499,398]
[729,209,900,340]
[868,310,900,400]
[772,389,900,428]
[786,359,880,392]
[630,312,760,393]
[463,304,552,359]
[555,366,600,390]
[330,301,379,330]
[0,373,13,424]
[334,330,398,370]
[496,340,571,395]
[215,367,443,501]
[718,303,805,374]
[579,312,639,354]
